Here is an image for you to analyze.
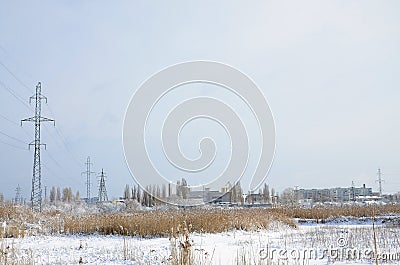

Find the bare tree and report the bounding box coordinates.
[132,185,137,201]
[142,187,148,206]
[56,187,61,202]
[68,187,73,202]
[263,183,270,203]
[124,184,131,200]
[75,191,80,202]
[247,191,254,204]
[62,188,68,202]
[271,188,276,204]
[50,186,56,203]
[181,178,189,199]
[142,186,154,207]
[176,180,182,198]
[230,184,237,203]
[161,184,167,199]
[156,185,161,199]
[136,184,141,204]
[234,182,244,205]
[62,187,73,202]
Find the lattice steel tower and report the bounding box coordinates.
[22,82,55,211]
[14,184,22,205]
[376,168,384,197]
[98,169,108,202]
[82,156,95,203]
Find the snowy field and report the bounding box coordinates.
[2,220,400,265]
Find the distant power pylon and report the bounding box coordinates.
[98,169,108,202]
[21,82,55,211]
[376,168,384,197]
[14,185,22,205]
[82,157,95,203]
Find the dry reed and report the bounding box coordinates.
[63,209,297,237]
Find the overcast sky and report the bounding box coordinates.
[0,1,399,200]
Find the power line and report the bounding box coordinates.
[0,129,28,145]
[41,164,63,186]
[53,126,82,167]
[44,104,82,167]
[41,125,82,169]
[0,43,36,87]
[41,163,74,187]
[44,149,63,169]
[35,101,81,169]
[0,138,28,150]
[42,139,82,185]
[0,60,33,94]
[0,113,20,126]
[0,80,33,111]
[0,53,84,196]
[1,50,81,169]
[23,113,83,173]
[0,113,31,137]
[30,121,83,186]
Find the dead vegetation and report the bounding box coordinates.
[169,221,194,265]
[270,204,400,220]
[63,209,296,237]
[1,203,400,238]
[1,203,400,265]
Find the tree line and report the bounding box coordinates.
[122,180,280,206]
[49,186,80,204]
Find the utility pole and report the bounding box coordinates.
[82,157,95,203]
[98,169,108,202]
[14,185,22,205]
[21,82,55,211]
[376,168,384,197]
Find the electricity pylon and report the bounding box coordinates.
[98,169,108,202]
[14,185,22,205]
[376,168,384,197]
[82,156,95,203]
[21,82,55,211]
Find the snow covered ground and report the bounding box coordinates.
[1,220,399,265]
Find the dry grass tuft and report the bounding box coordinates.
[169,221,193,265]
